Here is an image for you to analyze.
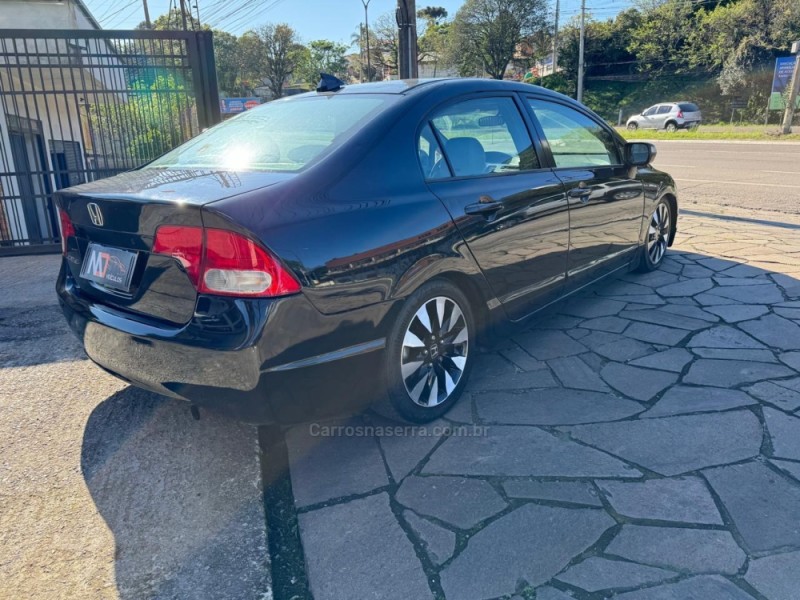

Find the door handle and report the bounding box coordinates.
[465,199,503,216]
[568,185,591,203]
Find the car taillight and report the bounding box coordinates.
[58,208,75,255]
[152,225,301,298]
[152,225,203,286]
[677,110,684,118]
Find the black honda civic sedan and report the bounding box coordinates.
[56,78,676,424]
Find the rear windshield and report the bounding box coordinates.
[146,95,392,172]
[678,103,700,112]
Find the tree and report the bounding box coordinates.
[212,30,245,96]
[350,24,381,81]
[450,0,550,80]
[627,0,694,74]
[249,23,304,99]
[297,40,349,87]
[417,6,448,25]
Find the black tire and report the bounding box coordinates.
[382,280,475,423]
[636,199,672,272]
[665,121,678,133]
[627,122,638,130]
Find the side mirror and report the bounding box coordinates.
[626,142,656,167]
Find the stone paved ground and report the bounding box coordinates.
[288,209,800,600]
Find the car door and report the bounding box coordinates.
[654,104,673,129]
[525,97,644,286]
[640,105,659,129]
[422,95,569,321]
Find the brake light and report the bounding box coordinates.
[58,208,75,255]
[152,225,203,286]
[152,225,301,298]
[677,110,684,118]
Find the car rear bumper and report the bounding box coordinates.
[57,263,394,423]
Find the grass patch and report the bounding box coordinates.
[615,125,800,141]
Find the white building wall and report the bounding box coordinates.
[0,0,102,246]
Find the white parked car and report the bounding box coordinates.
[626,102,702,132]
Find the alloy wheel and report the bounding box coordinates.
[666,123,677,132]
[647,202,670,265]
[400,296,469,408]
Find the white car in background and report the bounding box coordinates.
[626,102,702,132]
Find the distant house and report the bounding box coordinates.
[0,0,117,250]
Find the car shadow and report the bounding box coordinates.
[80,386,269,599]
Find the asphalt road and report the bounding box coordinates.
[644,140,800,215]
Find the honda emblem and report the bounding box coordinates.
[87,202,103,227]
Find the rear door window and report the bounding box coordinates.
[656,105,672,114]
[426,97,539,178]
[418,124,450,179]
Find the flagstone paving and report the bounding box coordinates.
[287,210,800,599]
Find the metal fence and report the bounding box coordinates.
[0,29,220,255]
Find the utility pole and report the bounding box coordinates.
[359,24,365,82]
[397,0,418,79]
[552,0,559,74]
[576,0,586,102]
[178,0,189,30]
[781,41,800,134]
[362,0,372,82]
[142,0,152,28]
[193,1,201,29]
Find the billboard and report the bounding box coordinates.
[219,97,262,115]
[769,56,800,110]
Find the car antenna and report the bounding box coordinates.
[317,73,346,93]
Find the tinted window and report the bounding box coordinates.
[642,106,658,116]
[418,124,450,179]
[147,95,391,172]
[657,105,672,114]
[679,103,700,112]
[428,97,538,178]
[528,99,620,168]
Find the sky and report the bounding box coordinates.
[84,0,631,48]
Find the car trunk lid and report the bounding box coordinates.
[57,168,291,325]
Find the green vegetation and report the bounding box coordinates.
[618,125,800,142]
[540,0,800,124]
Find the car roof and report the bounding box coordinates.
[334,77,568,98]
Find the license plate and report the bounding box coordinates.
[80,243,137,292]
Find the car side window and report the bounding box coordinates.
[425,97,539,178]
[657,105,672,115]
[418,124,451,179]
[642,106,658,116]
[527,99,621,169]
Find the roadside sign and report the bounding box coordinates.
[769,57,800,110]
[220,97,262,114]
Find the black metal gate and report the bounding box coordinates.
[0,29,221,255]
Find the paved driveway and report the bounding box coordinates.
[287,209,800,600]
[0,257,269,599]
